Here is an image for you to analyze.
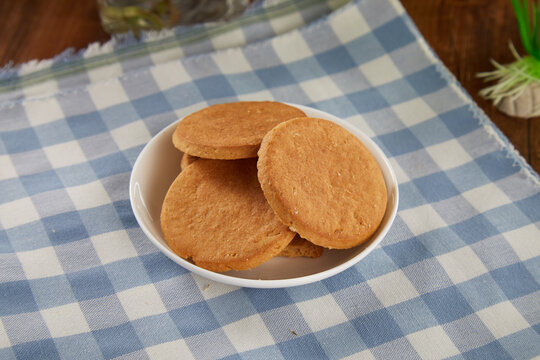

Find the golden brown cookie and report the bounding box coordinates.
[172,101,306,159]
[161,158,295,272]
[278,235,324,258]
[180,153,198,170]
[257,117,387,249]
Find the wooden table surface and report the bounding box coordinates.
[1,0,539,175]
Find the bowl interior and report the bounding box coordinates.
[130,104,398,288]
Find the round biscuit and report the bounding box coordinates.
[257,117,387,249]
[173,101,306,159]
[161,158,296,272]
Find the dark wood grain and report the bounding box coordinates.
[0,0,538,174]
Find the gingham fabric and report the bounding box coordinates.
[1,0,539,359]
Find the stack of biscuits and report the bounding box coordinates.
[160,101,387,272]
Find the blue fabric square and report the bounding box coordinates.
[355,248,398,280]
[207,290,256,325]
[315,322,367,358]
[346,33,386,65]
[322,267,365,292]
[457,274,506,311]
[0,280,38,315]
[35,120,75,146]
[376,78,417,105]
[55,163,97,187]
[287,58,325,82]
[416,228,465,256]
[255,65,297,88]
[286,282,330,303]
[490,263,540,300]
[243,288,294,312]
[0,348,15,360]
[100,103,140,130]
[387,297,439,334]
[114,200,138,229]
[105,258,151,292]
[20,170,63,196]
[498,328,540,359]
[162,83,203,110]
[67,266,115,301]
[30,275,76,309]
[313,96,358,119]
[409,118,454,148]
[377,128,423,156]
[132,314,181,347]
[12,339,60,360]
[439,106,479,138]
[132,92,173,119]
[79,204,122,237]
[226,72,266,94]
[169,301,220,337]
[348,88,388,113]
[55,333,102,360]
[398,181,427,210]
[0,230,13,253]
[194,75,236,100]
[451,214,499,245]
[93,322,143,359]
[373,17,415,53]
[67,112,107,139]
[384,238,431,268]
[0,128,41,153]
[463,340,511,360]
[422,286,475,324]
[406,66,447,96]
[446,161,490,193]
[6,221,50,252]
[413,172,460,202]
[42,211,89,244]
[475,150,519,182]
[516,193,540,222]
[352,308,404,348]
[140,252,188,283]
[0,178,27,204]
[483,204,531,233]
[278,334,327,359]
[315,46,356,74]
[90,152,131,179]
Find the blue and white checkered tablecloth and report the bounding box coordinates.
[1,0,539,359]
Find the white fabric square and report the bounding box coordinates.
[388,157,410,184]
[462,183,511,213]
[299,77,341,102]
[87,63,124,83]
[146,339,195,360]
[17,246,64,280]
[297,295,348,332]
[117,284,167,320]
[110,121,152,151]
[211,28,247,51]
[392,98,436,127]
[43,140,86,168]
[150,62,190,91]
[88,78,130,109]
[214,52,251,74]
[0,319,11,348]
[91,230,138,265]
[223,314,274,352]
[368,270,419,307]
[22,82,60,106]
[400,204,446,235]
[426,139,473,171]
[273,32,311,63]
[437,246,488,284]
[237,90,274,101]
[24,97,64,126]
[41,303,91,337]
[347,114,375,138]
[150,47,184,65]
[0,155,18,181]
[360,55,402,86]
[0,198,40,229]
[477,301,530,338]
[504,224,540,261]
[407,326,459,359]
[67,180,110,210]
[192,275,239,300]
[330,6,369,43]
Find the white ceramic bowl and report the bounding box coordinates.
[129,104,398,288]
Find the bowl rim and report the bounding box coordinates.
[129,103,399,288]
